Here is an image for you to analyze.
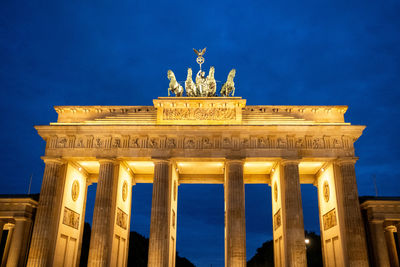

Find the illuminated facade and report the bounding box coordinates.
[361,197,400,267]
[0,195,38,267]
[18,96,376,266]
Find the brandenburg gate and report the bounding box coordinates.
[25,53,370,266]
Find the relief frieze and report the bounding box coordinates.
[57,137,68,148]
[184,137,196,149]
[166,137,177,148]
[116,208,128,230]
[63,207,80,229]
[323,208,337,231]
[75,138,85,148]
[274,209,281,230]
[112,137,121,148]
[47,134,354,151]
[162,107,236,121]
[129,136,141,148]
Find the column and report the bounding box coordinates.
[6,218,33,267]
[397,223,400,257]
[281,160,306,266]
[76,182,89,267]
[27,158,66,266]
[368,220,390,266]
[333,158,369,266]
[224,159,246,267]
[148,159,177,267]
[1,225,14,267]
[384,226,399,267]
[109,163,134,267]
[88,159,120,266]
[0,221,5,245]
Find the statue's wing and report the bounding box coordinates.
[193,48,200,56]
[201,47,207,55]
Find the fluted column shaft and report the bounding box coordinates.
[224,160,246,267]
[334,159,369,266]
[369,221,390,266]
[88,160,119,267]
[0,221,5,246]
[27,159,65,266]
[397,223,400,257]
[384,226,399,267]
[2,226,14,267]
[6,219,33,267]
[280,160,306,267]
[148,159,172,267]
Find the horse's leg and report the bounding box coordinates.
[232,88,235,97]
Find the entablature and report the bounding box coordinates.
[48,157,336,185]
[36,124,363,158]
[361,199,400,222]
[39,98,365,160]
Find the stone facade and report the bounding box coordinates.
[361,197,400,267]
[0,194,38,267]
[0,97,379,266]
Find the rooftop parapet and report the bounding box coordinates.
[52,97,348,125]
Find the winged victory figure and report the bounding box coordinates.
[193,47,207,57]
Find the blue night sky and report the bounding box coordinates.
[1,0,400,266]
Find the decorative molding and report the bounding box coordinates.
[122,181,128,202]
[273,182,278,203]
[323,208,337,231]
[323,181,330,203]
[116,208,128,230]
[153,98,246,125]
[63,207,80,229]
[46,134,356,152]
[71,180,79,202]
[274,209,281,230]
[172,210,176,228]
[163,108,236,121]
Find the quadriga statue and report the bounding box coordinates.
[206,66,216,97]
[220,69,236,97]
[167,70,183,97]
[196,70,208,97]
[185,68,197,97]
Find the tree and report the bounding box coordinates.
[247,231,322,267]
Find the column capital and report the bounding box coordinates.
[40,156,65,164]
[225,157,245,163]
[370,219,385,224]
[6,223,15,229]
[385,225,397,232]
[96,158,119,164]
[13,217,30,222]
[151,157,171,164]
[335,157,359,165]
[281,158,301,165]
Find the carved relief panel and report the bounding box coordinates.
[45,133,356,156]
